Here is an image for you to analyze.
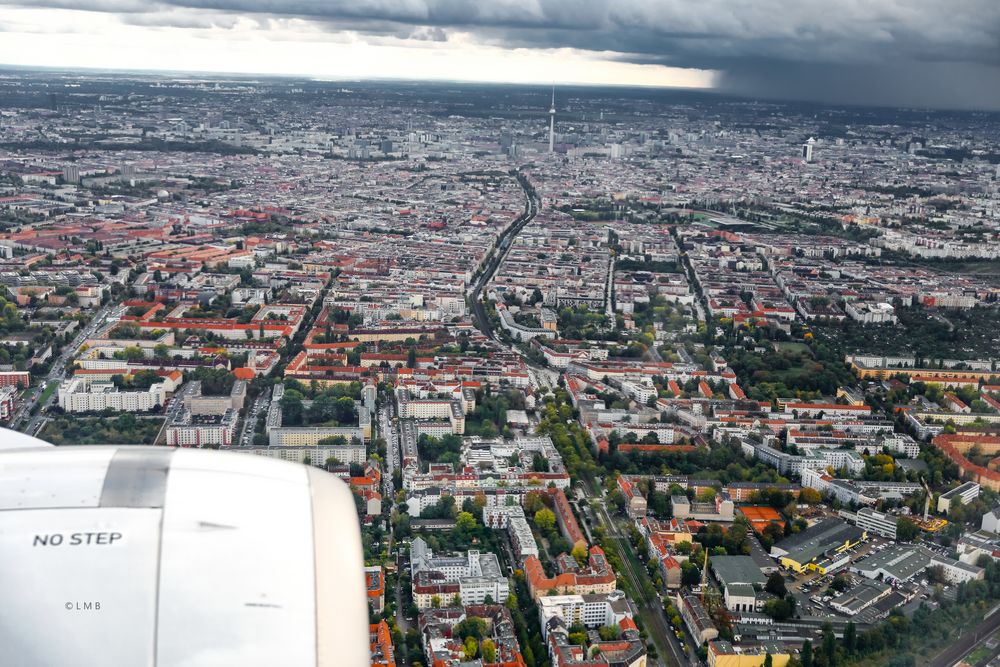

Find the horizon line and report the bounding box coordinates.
[0,62,995,115]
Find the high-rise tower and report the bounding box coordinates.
[802,137,815,163]
[548,88,556,153]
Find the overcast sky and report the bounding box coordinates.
[1,1,998,109]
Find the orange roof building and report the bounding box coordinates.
[369,621,395,667]
[547,487,587,550]
[365,566,385,614]
[933,433,1000,491]
[523,546,616,600]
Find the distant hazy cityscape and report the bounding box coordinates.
[4,69,1000,667]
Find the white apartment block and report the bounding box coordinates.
[619,380,657,404]
[845,301,898,325]
[744,440,864,476]
[938,482,981,514]
[58,377,166,413]
[881,435,921,458]
[855,507,898,540]
[397,398,462,420]
[413,421,456,438]
[609,422,676,444]
[0,384,18,421]
[482,503,539,560]
[410,538,509,607]
[246,442,367,466]
[509,516,539,561]
[537,592,632,639]
[268,426,366,447]
[396,393,466,435]
[930,555,985,584]
[497,308,557,342]
[166,409,238,447]
[820,448,866,474]
[460,576,510,606]
[483,505,526,529]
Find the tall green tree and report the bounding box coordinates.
[456,512,476,532]
[765,571,787,598]
[534,508,556,533]
[801,639,813,667]
[463,637,478,660]
[844,621,856,655]
[822,623,837,666]
[481,639,496,663]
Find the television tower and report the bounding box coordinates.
[548,87,556,153]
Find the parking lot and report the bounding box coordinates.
[239,394,269,446]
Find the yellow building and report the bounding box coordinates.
[835,387,866,406]
[708,641,791,667]
[848,360,996,385]
[778,556,809,574]
[773,518,866,573]
[778,531,864,574]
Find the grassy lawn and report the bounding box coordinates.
[963,628,1000,666]
[38,381,57,405]
[772,341,812,355]
[966,644,994,666]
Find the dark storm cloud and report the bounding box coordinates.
[716,60,1000,110]
[6,0,1000,108]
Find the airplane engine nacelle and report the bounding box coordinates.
[0,435,369,667]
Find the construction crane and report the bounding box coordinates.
[699,548,731,631]
[921,476,933,521]
[699,547,710,605]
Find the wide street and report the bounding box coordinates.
[12,301,121,436]
[379,404,398,499]
[468,171,538,343]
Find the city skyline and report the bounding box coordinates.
[1,1,999,110]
